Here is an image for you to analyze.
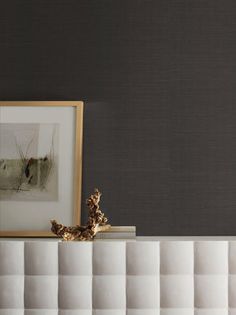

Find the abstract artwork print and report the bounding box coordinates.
[0,123,59,201]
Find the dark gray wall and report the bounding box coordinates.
[1,0,236,235]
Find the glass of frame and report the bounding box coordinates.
[0,101,83,237]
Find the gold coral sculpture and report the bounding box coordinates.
[51,189,111,241]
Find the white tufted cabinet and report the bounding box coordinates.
[0,240,235,314]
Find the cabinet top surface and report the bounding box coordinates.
[1,236,236,241]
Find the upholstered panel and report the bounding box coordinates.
[0,241,235,314]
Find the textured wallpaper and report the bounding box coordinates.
[0,0,236,235]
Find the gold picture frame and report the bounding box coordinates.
[0,101,84,237]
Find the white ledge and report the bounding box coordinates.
[1,236,236,241]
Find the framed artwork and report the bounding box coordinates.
[0,101,84,237]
